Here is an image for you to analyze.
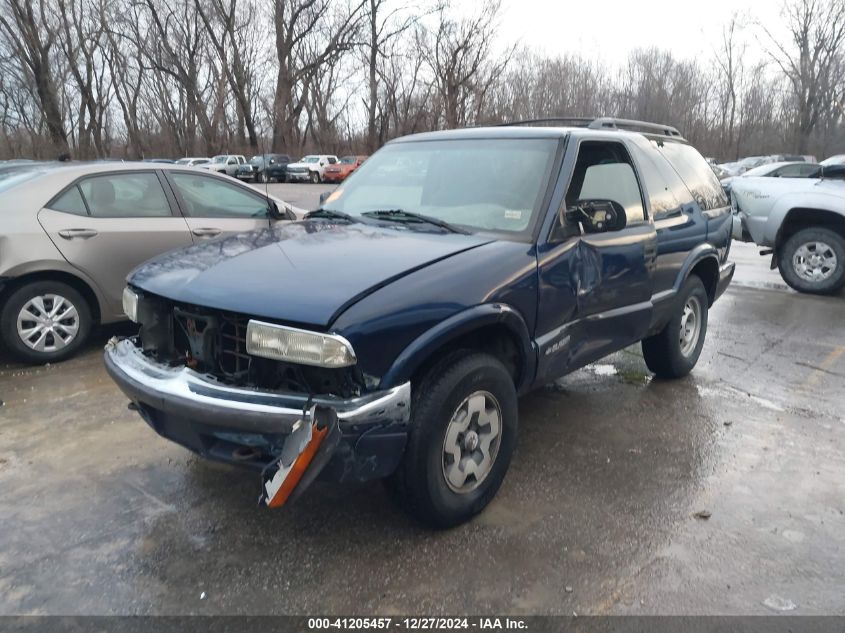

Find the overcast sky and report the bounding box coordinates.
[495,0,788,66]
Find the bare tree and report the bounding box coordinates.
[0,0,69,155]
[426,0,511,128]
[271,0,365,152]
[763,0,845,152]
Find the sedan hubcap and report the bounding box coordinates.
[793,242,837,283]
[17,294,80,353]
[442,391,501,494]
[678,296,702,358]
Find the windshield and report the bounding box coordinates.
[743,163,782,177]
[212,155,226,163]
[300,156,319,163]
[175,158,192,165]
[340,156,356,164]
[249,155,265,165]
[320,138,558,236]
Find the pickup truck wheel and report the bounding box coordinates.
[310,171,320,184]
[641,275,708,379]
[778,227,845,295]
[0,280,92,364]
[387,352,517,528]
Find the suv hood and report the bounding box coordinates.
[128,222,494,327]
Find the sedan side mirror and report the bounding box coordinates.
[565,199,627,233]
[269,200,296,221]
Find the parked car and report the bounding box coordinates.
[202,154,247,177]
[0,162,297,364]
[142,158,175,164]
[285,154,339,183]
[105,117,734,527]
[731,164,845,294]
[720,161,820,196]
[322,155,367,183]
[175,157,211,167]
[236,154,291,183]
[821,154,845,166]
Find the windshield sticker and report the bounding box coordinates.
[504,210,523,220]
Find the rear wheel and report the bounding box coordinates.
[777,227,845,295]
[642,275,709,379]
[386,352,517,528]
[1,280,92,364]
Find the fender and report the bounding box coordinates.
[0,259,112,321]
[379,303,537,393]
[674,244,720,295]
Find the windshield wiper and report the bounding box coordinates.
[361,209,470,234]
[305,208,356,222]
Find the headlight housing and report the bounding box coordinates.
[245,320,356,368]
[122,287,140,322]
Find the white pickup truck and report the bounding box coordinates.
[731,165,845,294]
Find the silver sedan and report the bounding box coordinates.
[0,162,296,364]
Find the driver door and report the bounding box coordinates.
[164,171,273,240]
[537,139,657,376]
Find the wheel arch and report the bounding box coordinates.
[379,304,537,394]
[0,267,103,324]
[676,245,721,306]
[776,207,845,249]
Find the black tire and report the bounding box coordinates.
[386,352,518,528]
[310,170,320,184]
[642,275,708,379]
[777,227,845,295]
[0,280,92,364]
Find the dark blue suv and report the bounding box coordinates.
[105,118,734,527]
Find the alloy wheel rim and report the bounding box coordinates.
[793,241,837,283]
[16,294,80,353]
[678,295,702,358]
[442,390,502,494]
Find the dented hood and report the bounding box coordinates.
[128,221,493,327]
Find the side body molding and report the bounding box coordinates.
[379,303,537,393]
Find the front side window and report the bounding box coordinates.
[561,141,645,229]
[169,173,269,218]
[321,138,559,237]
[77,173,172,217]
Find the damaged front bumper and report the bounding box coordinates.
[104,338,411,503]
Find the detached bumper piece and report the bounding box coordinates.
[104,338,412,498]
[262,406,341,507]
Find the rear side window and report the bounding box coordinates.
[652,141,728,211]
[634,145,695,220]
[79,173,172,217]
[49,185,89,216]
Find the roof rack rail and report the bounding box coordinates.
[497,116,686,141]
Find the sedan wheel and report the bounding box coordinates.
[1,280,92,364]
[17,294,80,353]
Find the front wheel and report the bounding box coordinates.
[642,275,709,379]
[386,352,518,528]
[310,170,320,184]
[0,280,92,364]
[777,227,845,295]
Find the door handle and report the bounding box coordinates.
[192,227,222,237]
[58,229,98,239]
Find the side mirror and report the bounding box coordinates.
[268,200,295,221]
[565,199,627,233]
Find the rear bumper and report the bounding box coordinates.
[715,261,735,302]
[104,338,411,482]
